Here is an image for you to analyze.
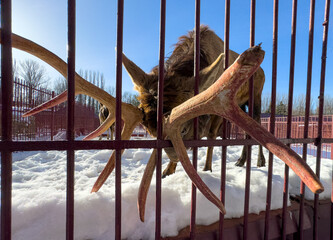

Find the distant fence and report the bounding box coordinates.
[230,115,333,159]
[9,78,100,140]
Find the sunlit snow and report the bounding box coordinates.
[4,136,332,240]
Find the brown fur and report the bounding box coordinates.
[98,103,115,140]
[123,26,266,177]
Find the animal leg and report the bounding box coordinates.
[106,128,110,140]
[110,125,114,140]
[254,93,265,167]
[203,116,223,172]
[257,145,265,167]
[235,105,248,167]
[162,161,178,178]
[203,146,213,172]
[235,145,248,167]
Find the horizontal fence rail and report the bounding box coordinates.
[1,0,332,240]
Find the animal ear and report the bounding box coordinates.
[199,53,224,92]
[122,53,149,88]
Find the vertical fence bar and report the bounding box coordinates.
[331,117,333,160]
[115,0,124,238]
[299,0,315,239]
[314,0,330,239]
[51,91,55,140]
[1,0,13,239]
[282,0,297,239]
[219,1,230,239]
[264,1,278,239]
[189,1,200,239]
[20,79,24,140]
[243,0,255,239]
[67,0,76,239]
[156,0,166,238]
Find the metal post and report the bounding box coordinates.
[243,0,256,239]
[190,1,200,239]
[1,0,13,239]
[51,91,55,140]
[66,0,76,239]
[219,1,230,239]
[115,0,124,238]
[314,0,330,239]
[264,1,278,239]
[156,0,166,238]
[299,0,316,239]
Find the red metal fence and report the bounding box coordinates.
[229,115,333,159]
[1,1,333,240]
[9,78,100,141]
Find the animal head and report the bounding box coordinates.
[121,31,224,137]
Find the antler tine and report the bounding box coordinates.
[83,114,115,140]
[3,30,143,134]
[164,45,323,214]
[91,115,141,192]
[137,149,157,222]
[23,91,68,117]
[4,30,144,191]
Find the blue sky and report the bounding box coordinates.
[12,0,332,99]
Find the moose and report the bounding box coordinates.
[121,26,266,179]
[5,26,323,222]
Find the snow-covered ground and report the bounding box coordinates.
[5,136,332,240]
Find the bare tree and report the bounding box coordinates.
[261,93,272,113]
[106,86,115,96]
[293,94,306,116]
[122,91,139,107]
[20,59,49,87]
[19,59,49,105]
[316,94,333,115]
[13,59,19,78]
[53,77,67,95]
[324,95,333,114]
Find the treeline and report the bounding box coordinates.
[261,93,333,116]
[13,59,139,114]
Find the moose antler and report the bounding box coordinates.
[1,31,144,190]
[136,45,324,221]
[161,45,324,214]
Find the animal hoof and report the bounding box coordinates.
[235,159,245,167]
[162,169,174,179]
[203,167,212,172]
[257,161,265,167]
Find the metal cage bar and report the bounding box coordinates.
[190,0,201,239]
[299,0,316,239]
[115,0,124,239]
[66,1,76,239]
[243,0,256,239]
[264,0,278,239]
[156,0,166,238]
[1,0,13,239]
[219,1,230,239]
[314,0,331,239]
[282,0,298,239]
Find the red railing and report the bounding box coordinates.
[9,78,100,141]
[230,115,333,159]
